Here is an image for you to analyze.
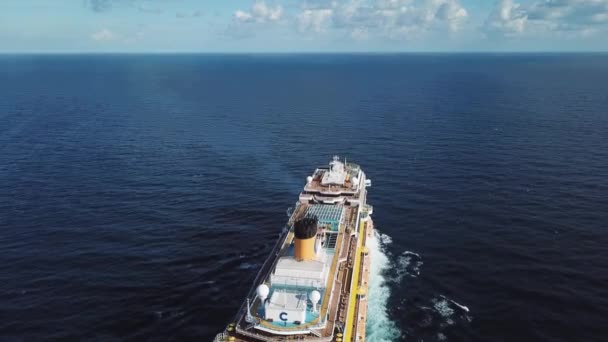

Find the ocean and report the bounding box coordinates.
[1,54,607,341]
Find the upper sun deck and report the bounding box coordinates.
[303,156,363,196]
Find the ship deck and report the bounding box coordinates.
[218,216,374,342]
[303,164,361,196]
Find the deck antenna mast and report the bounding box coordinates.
[245,298,255,323]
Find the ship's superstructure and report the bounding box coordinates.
[215,156,374,341]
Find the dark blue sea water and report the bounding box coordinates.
[1,54,607,342]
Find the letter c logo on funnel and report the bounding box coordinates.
[279,312,288,321]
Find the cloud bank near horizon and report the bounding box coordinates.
[1,0,607,52]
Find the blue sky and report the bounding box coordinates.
[1,0,607,52]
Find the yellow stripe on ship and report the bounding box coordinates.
[344,218,365,341]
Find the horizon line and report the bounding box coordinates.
[2,51,608,55]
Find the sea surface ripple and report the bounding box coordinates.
[1,54,607,341]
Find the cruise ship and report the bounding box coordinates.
[215,156,374,341]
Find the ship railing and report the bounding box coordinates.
[256,321,324,332]
[236,325,335,342]
[313,228,344,326]
[213,332,226,342]
[233,228,290,324]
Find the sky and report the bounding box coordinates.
[1,0,607,52]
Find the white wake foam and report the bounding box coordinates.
[377,232,393,245]
[393,251,423,281]
[432,297,455,320]
[441,295,470,313]
[365,230,400,342]
[403,251,421,258]
[432,295,472,329]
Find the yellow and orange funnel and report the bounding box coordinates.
[294,215,318,261]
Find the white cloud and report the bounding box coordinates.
[230,0,468,40]
[485,0,608,38]
[253,1,283,21]
[234,1,283,23]
[528,0,608,25]
[591,12,608,23]
[436,0,469,32]
[91,28,115,41]
[234,10,253,22]
[485,0,528,36]
[290,0,470,40]
[298,9,333,33]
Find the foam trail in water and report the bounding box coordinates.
[440,295,470,313]
[393,251,423,281]
[403,251,420,258]
[365,230,400,342]
[432,297,455,320]
[378,233,393,245]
